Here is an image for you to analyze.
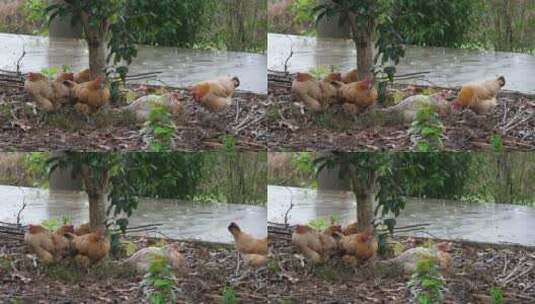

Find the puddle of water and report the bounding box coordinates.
[0,33,267,94]
[268,185,535,246]
[268,33,535,94]
[0,185,266,243]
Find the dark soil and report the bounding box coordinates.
[0,85,268,151]
[0,235,268,304]
[267,72,535,152]
[267,226,535,304]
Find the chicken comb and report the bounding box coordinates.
[325,73,342,81]
[28,224,45,233]
[58,224,75,233]
[294,225,312,233]
[27,72,42,81]
[295,72,313,82]
[56,72,74,82]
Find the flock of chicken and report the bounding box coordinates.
[23,69,241,119]
[24,223,109,268]
[23,66,505,128]
[23,221,268,271]
[24,70,110,115]
[24,219,453,281]
[291,68,506,117]
[291,222,452,274]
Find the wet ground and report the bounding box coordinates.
[268,185,535,247]
[0,33,267,94]
[0,185,267,243]
[268,33,535,94]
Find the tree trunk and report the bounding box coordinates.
[348,13,374,80]
[88,191,107,231]
[349,167,378,232]
[355,190,375,232]
[354,35,374,80]
[87,38,107,79]
[80,12,107,79]
[80,165,110,231]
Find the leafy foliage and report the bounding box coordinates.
[307,218,329,231]
[314,152,407,231]
[313,0,406,80]
[122,0,214,48]
[268,152,318,188]
[407,258,445,304]
[117,153,205,201]
[490,134,504,153]
[393,0,475,48]
[141,106,176,152]
[409,107,445,152]
[490,287,504,304]
[39,65,71,79]
[46,152,136,231]
[198,138,267,205]
[394,153,475,201]
[20,152,49,187]
[222,286,238,304]
[21,0,47,35]
[40,216,71,231]
[114,0,266,53]
[141,256,177,304]
[46,0,133,77]
[289,0,317,35]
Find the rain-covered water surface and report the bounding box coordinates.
[0,185,267,244]
[0,33,267,94]
[268,33,535,94]
[268,185,535,246]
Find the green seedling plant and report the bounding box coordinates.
[41,216,71,231]
[223,286,238,304]
[490,134,504,152]
[141,105,176,152]
[40,65,72,79]
[407,258,445,304]
[490,287,504,304]
[307,218,328,231]
[308,66,330,79]
[307,214,339,231]
[140,255,177,304]
[409,106,444,152]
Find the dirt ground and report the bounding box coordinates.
[0,235,268,304]
[267,227,535,304]
[267,72,535,152]
[1,229,534,303]
[0,85,268,151]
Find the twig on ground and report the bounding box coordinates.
[16,199,27,226]
[16,48,26,75]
